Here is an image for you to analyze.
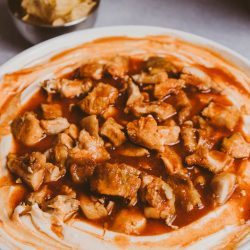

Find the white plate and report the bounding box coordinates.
[0,25,250,250]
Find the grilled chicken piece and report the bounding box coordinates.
[45,195,80,222]
[64,124,79,140]
[132,71,168,85]
[80,62,104,80]
[27,185,52,206]
[186,147,233,173]
[112,208,146,235]
[80,194,114,220]
[159,146,187,178]
[105,56,129,78]
[158,123,180,146]
[117,144,150,157]
[154,79,185,99]
[175,90,192,124]
[211,172,236,205]
[44,163,65,183]
[41,104,62,120]
[56,133,74,149]
[80,115,99,138]
[140,174,176,225]
[181,66,220,92]
[127,116,164,151]
[69,147,96,184]
[202,102,240,131]
[146,56,178,74]
[131,102,176,122]
[169,178,203,212]
[78,129,110,162]
[181,121,197,153]
[11,112,45,146]
[100,117,126,147]
[40,117,70,135]
[237,160,250,186]
[222,133,250,158]
[79,83,118,115]
[90,163,141,206]
[7,152,46,191]
[42,78,93,98]
[126,78,144,108]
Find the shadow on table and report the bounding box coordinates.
[0,1,30,51]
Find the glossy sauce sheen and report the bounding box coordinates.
[12,59,241,236]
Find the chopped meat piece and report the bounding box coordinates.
[41,104,62,120]
[27,185,52,206]
[57,133,74,149]
[146,56,178,74]
[100,117,126,147]
[126,78,144,108]
[102,106,119,120]
[211,172,236,205]
[40,117,70,135]
[112,208,146,235]
[78,129,110,162]
[79,83,118,115]
[80,194,114,220]
[186,147,233,173]
[45,195,79,222]
[11,112,45,146]
[175,90,192,124]
[181,121,197,153]
[154,79,185,99]
[44,163,65,183]
[140,174,175,224]
[80,115,99,138]
[127,116,164,151]
[159,146,187,178]
[132,71,168,85]
[7,152,46,191]
[181,66,221,92]
[238,160,250,186]
[90,163,141,206]
[80,62,104,80]
[131,102,176,122]
[221,133,250,158]
[105,56,129,78]
[53,143,69,166]
[42,78,93,98]
[64,124,79,140]
[169,178,203,211]
[202,102,240,131]
[117,144,150,157]
[158,124,180,146]
[69,147,96,183]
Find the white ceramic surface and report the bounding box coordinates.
[0,25,250,250]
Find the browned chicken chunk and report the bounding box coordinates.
[80,115,99,138]
[158,123,180,146]
[80,62,104,80]
[222,133,250,158]
[79,83,119,115]
[7,152,46,191]
[11,112,45,146]
[132,71,168,85]
[100,117,126,147]
[202,102,240,131]
[127,116,164,151]
[126,78,144,108]
[90,163,141,206]
[112,208,146,235]
[42,78,93,98]
[80,194,114,220]
[181,121,197,153]
[41,104,62,120]
[140,174,176,225]
[154,79,185,99]
[105,56,129,78]
[186,147,233,173]
[40,117,70,135]
[211,172,236,204]
[117,144,150,157]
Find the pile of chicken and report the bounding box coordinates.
[7,56,249,235]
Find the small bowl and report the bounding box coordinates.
[7,0,100,44]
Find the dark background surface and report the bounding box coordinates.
[0,0,250,65]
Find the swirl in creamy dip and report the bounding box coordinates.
[0,35,250,250]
